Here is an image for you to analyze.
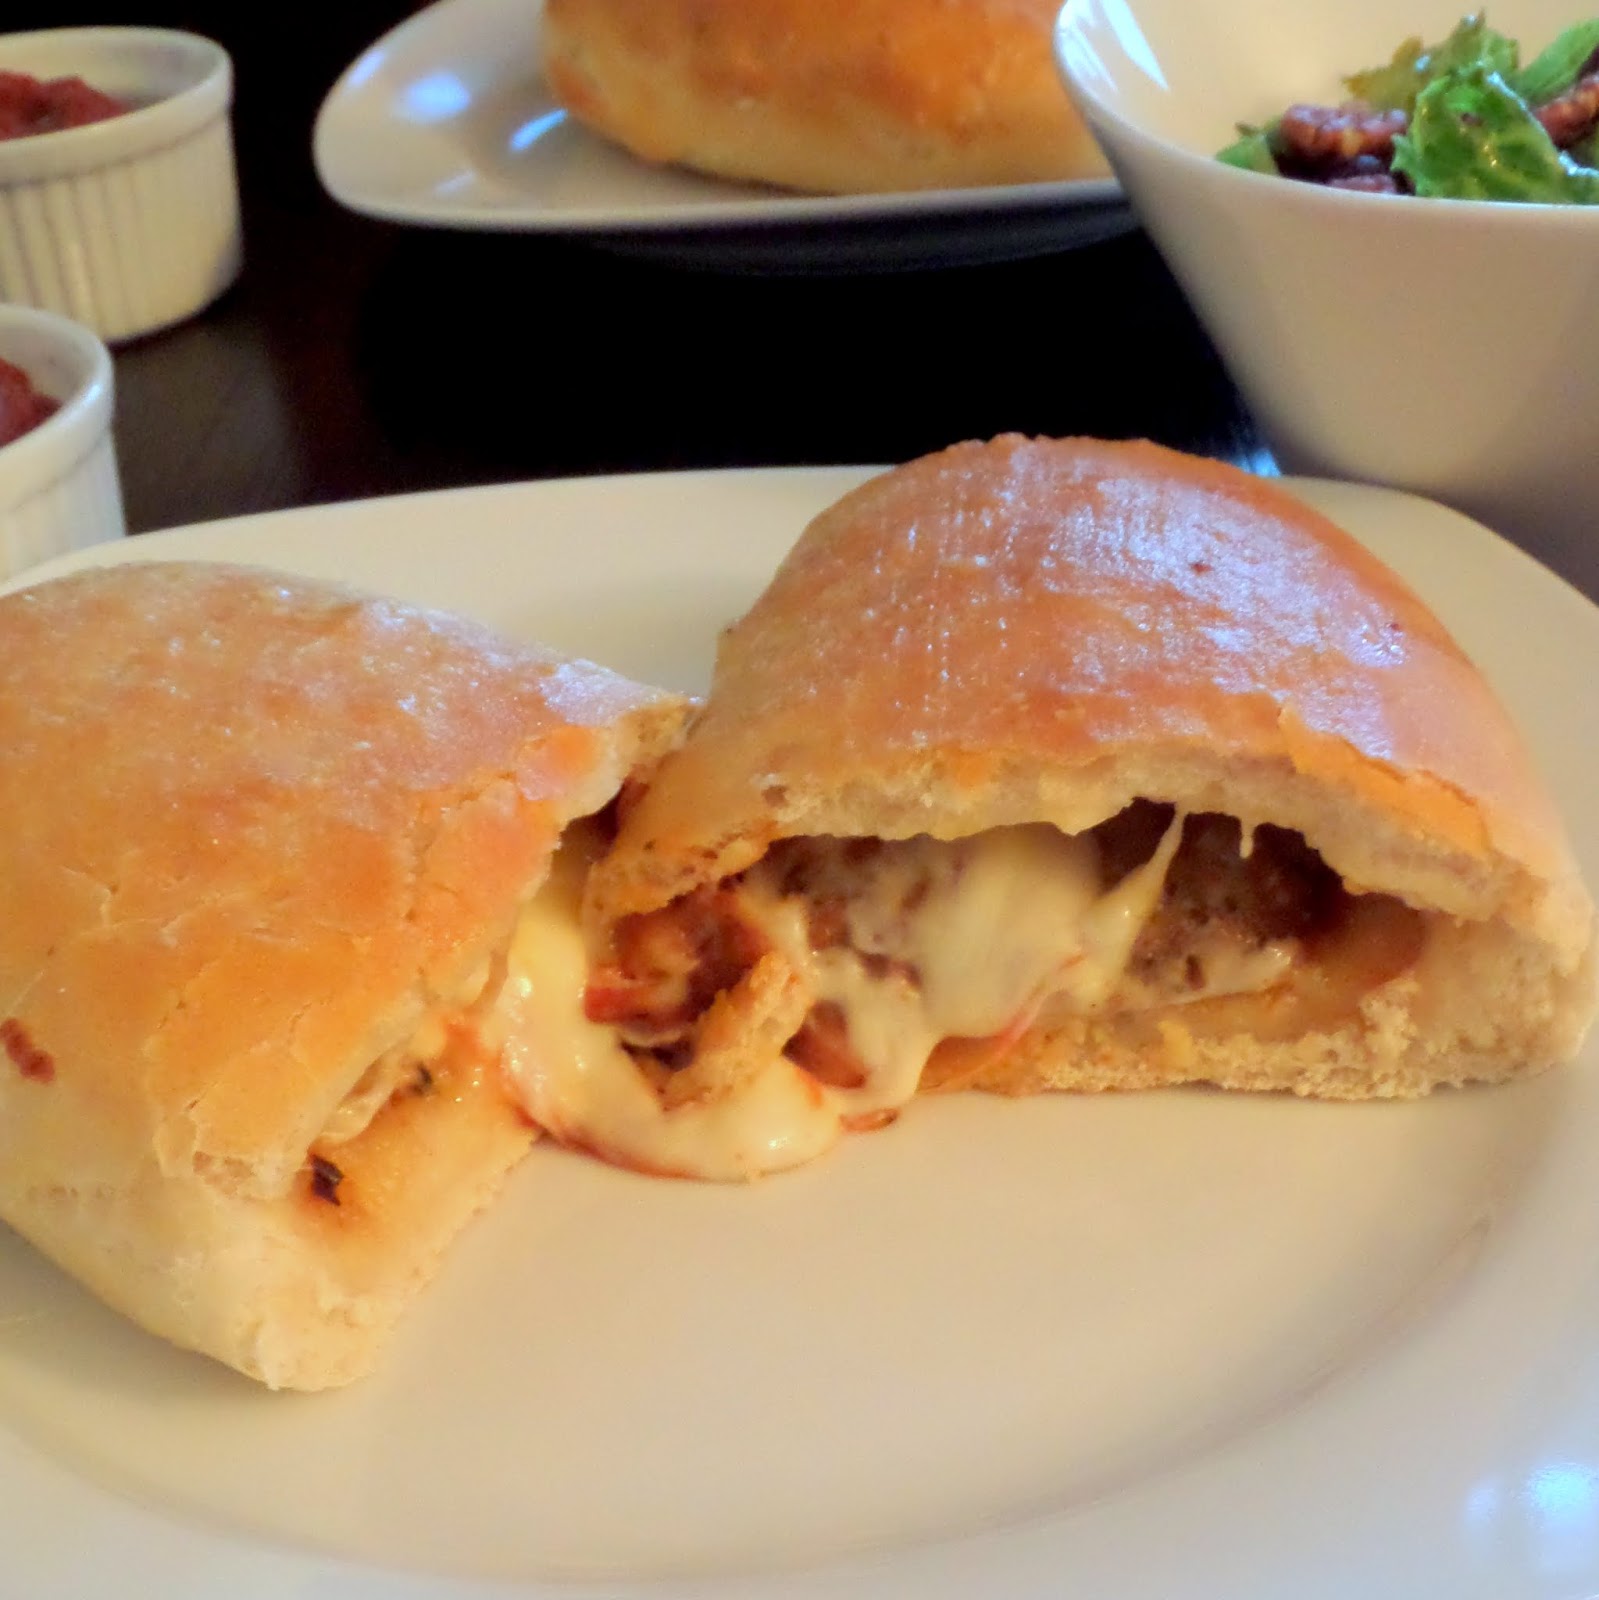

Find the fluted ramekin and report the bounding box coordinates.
[0,304,123,579]
[0,28,241,342]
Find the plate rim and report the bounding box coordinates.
[309,0,1128,240]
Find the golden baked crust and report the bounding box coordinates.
[591,437,1586,941]
[0,561,685,1387]
[542,0,1110,193]
[586,437,1595,1108]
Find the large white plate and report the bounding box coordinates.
[310,0,1133,272]
[4,467,1599,1599]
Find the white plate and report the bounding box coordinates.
[4,467,1599,1600]
[310,0,1132,272]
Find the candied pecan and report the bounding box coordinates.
[1535,69,1599,150]
[1276,102,1407,174]
[1317,151,1405,192]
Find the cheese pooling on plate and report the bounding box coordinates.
[498,803,1426,1180]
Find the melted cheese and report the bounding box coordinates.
[318,1048,422,1147]
[316,958,492,1147]
[312,810,1402,1187]
[739,818,1184,1123]
[496,817,1184,1181]
[497,828,842,1179]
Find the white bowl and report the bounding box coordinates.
[1055,0,1599,550]
[0,304,122,578]
[0,28,242,342]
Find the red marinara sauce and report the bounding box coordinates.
[0,357,60,448]
[0,69,128,140]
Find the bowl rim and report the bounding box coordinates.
[0,26,232,183]
[1052,0,1599,226]
[0,304,114,501]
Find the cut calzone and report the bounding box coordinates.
[0,562,684,1388]
[527,437,1595,1180]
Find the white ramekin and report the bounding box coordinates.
[0,303,123,579]
[0,28,242,343]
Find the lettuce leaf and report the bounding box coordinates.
[1392,64,1599,200]
[1509,18,1599,103]
[1345,14,1519,112]
[1572,127,1599,165]
[1216,125,1280,173]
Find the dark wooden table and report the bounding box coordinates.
[14,1,1275,542]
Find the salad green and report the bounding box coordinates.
[1216,14,1599,201]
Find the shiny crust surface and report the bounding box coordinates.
[542,0,1109,193]
[590,437,1585,953]
[0,561,678,1186]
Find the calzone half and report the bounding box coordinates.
[511,437,1596,1179]
[0,562,684,1388]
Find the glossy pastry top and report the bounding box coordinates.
[591,437,1580,950]
[543,0,1109,192]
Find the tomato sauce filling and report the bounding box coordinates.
[0,69,129,140]
[0,356,60,449]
